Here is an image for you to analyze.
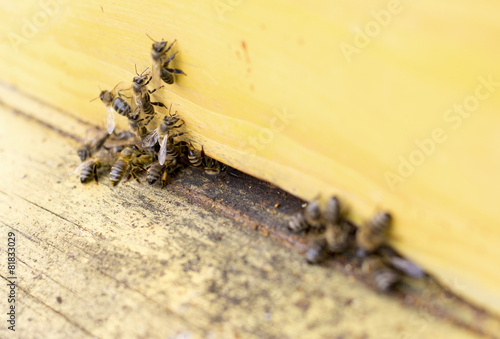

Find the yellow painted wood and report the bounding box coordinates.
[2,100,496,339]
[0,0,499,316]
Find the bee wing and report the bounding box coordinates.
[158,135,169,165]
[130,92,138,115]
[389,256,425,279]
[106,106,115,134]
[152,61,162,89]
[74,159,93,174]
[143,129,159,147]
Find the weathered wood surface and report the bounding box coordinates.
[0,0,499,318]
[1,94,500,338]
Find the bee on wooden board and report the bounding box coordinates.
[304,224,355,265]
[130,66,168,126]
[143,107,185,165]
[356,212,392,256]
[203,156,225,175]
[147,162,167,186]
[93,83,132,134]
[303,198,323,230]
[362,256,400,292]
[147,34,187,87]
[288,212,309,233]
[74,149,116,184]
[321,196,354,253]
[186,142,225,175]
[305,237,328,264]
[109,147,153,186]
[323,196,341,226]
[77,127,110,161]
[164,135,186,162]
[147,159,179,187]
[324,220,352,254]
[287,197,324,233]
[186,142,204,169]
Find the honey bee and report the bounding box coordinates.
[147,162,167,186]
[287,198,322,233]
[305,237,328,264]
[95,83,132,134]
[303,198,323,231]
[74,149,115,184]
[187,142,204,168]
[362,256,400,292]
[77,128,109,161]
[356,212,392,256]
[143,109,184,165]
[287,212,309,233]
[186,143,225,175]
[147,159,178,186]
[131,67,167,126]
[324,220,351,253]
[203,156,224,175]
[109,147,141,186]
[164,136,185,160]
[323,196,341,225]
[147,34,187,87]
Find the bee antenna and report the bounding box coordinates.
[140,67,150,76]
[111,81,125,93]
[168,103,173,115]
[135,64,139,76]
[90,86,102,102]
[146,33,157,42]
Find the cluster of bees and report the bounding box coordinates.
[76,36,223,186]
[75,34,422,294]
[288,197,425,291]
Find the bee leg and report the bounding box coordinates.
[150,101,168,108]
[124,172,140,183]
[143,116,154,126]
[161,168,168,188]
[163,40,177,56]
[164,67,187,76]
[130,171,141,183]
[93,164,99,184]
[162,52,178,68]
[175,119,185,128]
[143,75,153,87]
[169,132,185,140]
[117,92,131,99]
[227,169,239,177]
[147,85,164,95]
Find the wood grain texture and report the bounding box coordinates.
[2,98,499,339]
[0,0,499,317]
